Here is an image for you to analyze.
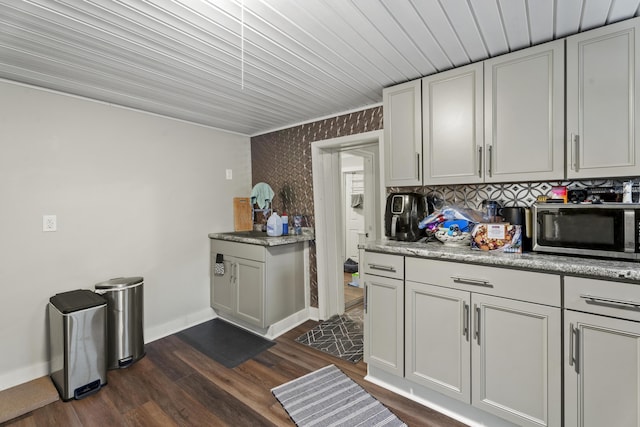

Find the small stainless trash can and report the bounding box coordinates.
[48,289,107,400]
[95,277,145,369]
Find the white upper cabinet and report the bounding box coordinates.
[423,63,484,185]
[484,40,565,182]
[383,80,422,187]
[566,17,640,179]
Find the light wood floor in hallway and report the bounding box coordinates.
[3,310,467,427]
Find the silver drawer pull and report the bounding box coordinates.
[580,294,640,309]
[451,276,493,287]
[368,264,396,272]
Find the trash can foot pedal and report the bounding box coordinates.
[74,379,101,400]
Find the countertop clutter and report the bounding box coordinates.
[364,240,640,282]
[208,228,315,247]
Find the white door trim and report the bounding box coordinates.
[311,130,384,320]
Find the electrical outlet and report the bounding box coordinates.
[43,215,57,232]
[225,169,233,180]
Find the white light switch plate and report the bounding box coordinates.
[43,215,57,232]
[225,169,233,180]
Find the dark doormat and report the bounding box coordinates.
[177,318,275,368]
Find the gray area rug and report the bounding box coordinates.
[177,318,274,368]
[272,364,407,427]
[295,307,363,363]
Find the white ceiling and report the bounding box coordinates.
[1,0,640,136]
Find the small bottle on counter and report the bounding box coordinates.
[281,212,289,235]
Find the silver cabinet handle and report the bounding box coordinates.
[487,145,493,177]
[474,304,481,344]
[477,146,483,178]
[364,284,368,313]
[463,303,469,341]
[416,152,421,180]
[580,294,640,309]
[573,134,580,172]
[368,264,396,272]
[451,276,493,287]
[569,323,579,373]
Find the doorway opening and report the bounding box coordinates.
[311,130,384,320]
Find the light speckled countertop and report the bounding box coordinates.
[209,228,314,247]
[364,240,640,283]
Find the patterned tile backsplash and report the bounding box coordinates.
[391,179,639,210]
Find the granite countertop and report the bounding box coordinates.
[209,228,315,247]
[364,240,640,283]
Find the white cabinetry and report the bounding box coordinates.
[422,63,484,185]
[363,252,404,376]
[484,40,564,182]
[564,276,640,427]
[210,239,305,330]
[566,18,640,179]
[405,258,561,427]
[383,80,422,187]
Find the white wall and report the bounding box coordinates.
[0,80,252,390]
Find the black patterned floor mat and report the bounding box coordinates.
[295,307,363,363]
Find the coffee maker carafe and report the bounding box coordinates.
[385,193,428,241]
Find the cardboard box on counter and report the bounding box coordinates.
[471,223,522,253]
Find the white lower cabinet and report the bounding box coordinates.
[210,239,305,330]
[405,282,470,402]
[564,276,640,427]
[404,258,561,427]
[363,252,404,377]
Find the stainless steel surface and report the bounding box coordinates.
[478,146,483,178]
[488,145,493,177]
[48,300,107,400]
[451,276,493,287]
[368,264,396,272]
[569,323,576,369]
[95,279,145,369]
[579,294,640,309]
[474,304,480,344]
[532,203,640,260]
[463,303,470,340]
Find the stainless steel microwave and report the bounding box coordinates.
[532,203,640,260]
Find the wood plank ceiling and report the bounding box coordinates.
[1,0,640,136]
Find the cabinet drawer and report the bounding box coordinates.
[565,276,640,322]
[406,257,560,306]
[364,252,404,280]
[210,239,265,262]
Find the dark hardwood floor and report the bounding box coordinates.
[3,313,466,427]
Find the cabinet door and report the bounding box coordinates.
[234,258,265,328]
[423,62,483,185]
[472,294,561,427]
[405,281,471,403]
[211,256,235,315]
[383,80,422,186]
[565,310,640,427]
[484,40,564,182]
[567,18,640,179]
[364,274,403,376]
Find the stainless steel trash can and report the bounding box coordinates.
[95,277,145,369]
[48,289,107,400]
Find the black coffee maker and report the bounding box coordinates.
[385,193,428,241]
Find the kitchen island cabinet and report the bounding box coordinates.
[566,17,640,179]
[209,234,308,333]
